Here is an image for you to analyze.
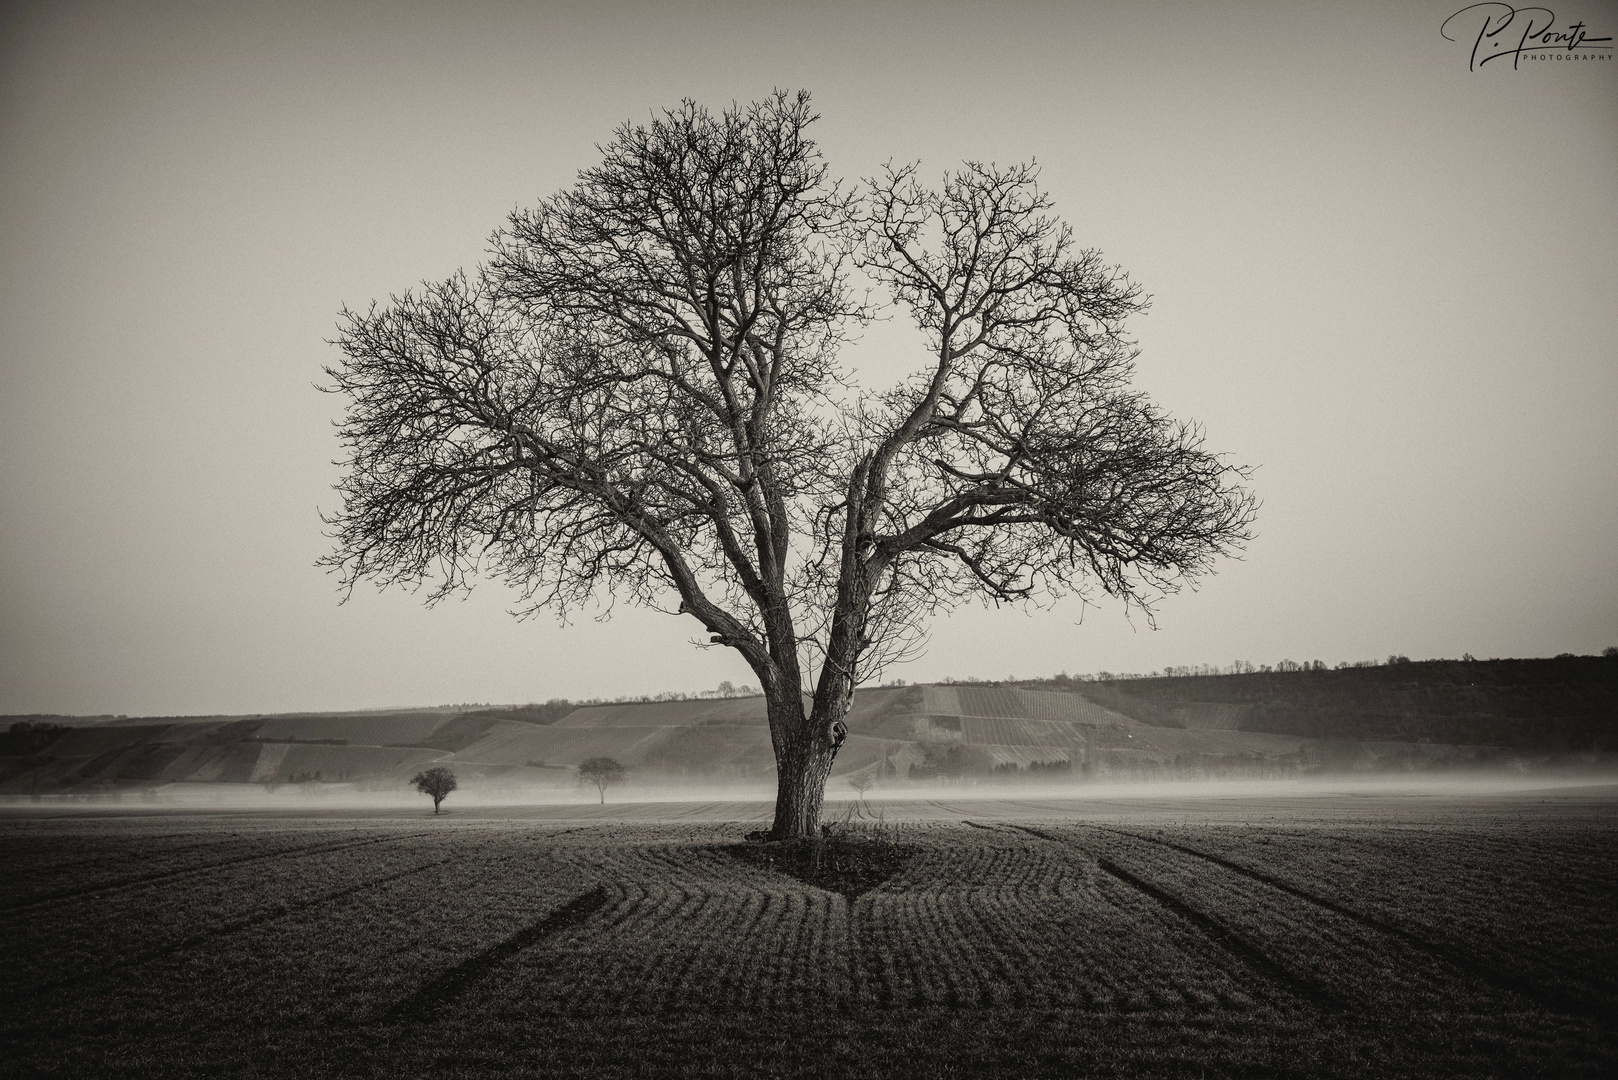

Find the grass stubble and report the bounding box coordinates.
[0,800,1614,1079]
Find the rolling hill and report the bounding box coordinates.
[5,657,1612,795]
[1074,656,1618,751]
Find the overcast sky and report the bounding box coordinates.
[2,0,1614,716]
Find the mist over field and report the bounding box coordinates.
[8,658,1614,814]
[15,769,1614,815]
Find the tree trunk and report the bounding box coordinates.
[765,691,851,840]
[761,550,874,840]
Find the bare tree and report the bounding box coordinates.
[577,757,626,803]
[411,767,457,814]
[323,92,1255,840]
[846,773,875,800]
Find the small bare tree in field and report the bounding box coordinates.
[578,757,626,803]
[411,767,457,814]
[847,773,875,802]
[323,92,1256,840]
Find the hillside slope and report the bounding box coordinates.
[7,658,1611,794]
[0,682,1257,793]
[1088,657,1617,751]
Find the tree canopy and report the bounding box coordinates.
[411,767,457,814]
[577,757,627,803]
[324,91,1255,837]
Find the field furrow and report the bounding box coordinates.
[3,833,610,1035]
[2,799,1615,1080]
[1,837,457,988]
[1,830,248,880]
[483,879,848,1017]
[1019,822,1528,1015]
[1154,822,1618,1016]
[21,855,459,998]
[1085,823,1612,1016]
[853,832,1269,1011]
[0,828,432,912]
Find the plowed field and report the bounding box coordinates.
[2,788,1614,1079]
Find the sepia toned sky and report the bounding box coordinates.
[2,0,1614,716]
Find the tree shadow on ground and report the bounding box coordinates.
[723,831,918,900]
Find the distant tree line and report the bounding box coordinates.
[1,721,69,756]
[466,681,766,725]
[997,649,1614,685]
[993,758,1072,777]
[907,745,965,782]
[285,769,358,782]
[467,700,580,725]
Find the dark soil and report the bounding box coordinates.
[724,835,917,899]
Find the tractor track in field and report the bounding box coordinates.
[8,857,458,1001]
[1071,821,1615,1023]
[1083,822,1452,930]
[8,834,245,878]
[928,800,991,821]
[0,831,433,914]
[994,822,1343,1010]
[383,884,612,1024]
[1093,855,1341,1010]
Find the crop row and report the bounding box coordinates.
[400,865,1279,1018]
[0,822,435,910]
[1102,834,1489,1010]
[0,823,286,899]
[388,828,1289,1018]
[0,826,685,1022]
[10,817,1612,1045]
[5,810,1616,1080]
[1023,821,1615,1018]
[6,824,1309,1039]
[491,883,851,1016]
[1104,820,1618,1015]
[4,835,813,1079]
[1,839,456,990]
[0,824,250,882]
[856,878,1264,1011]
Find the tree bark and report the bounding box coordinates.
[758,526,879,839]
[764,686,853,840]
[768,722,842,840]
